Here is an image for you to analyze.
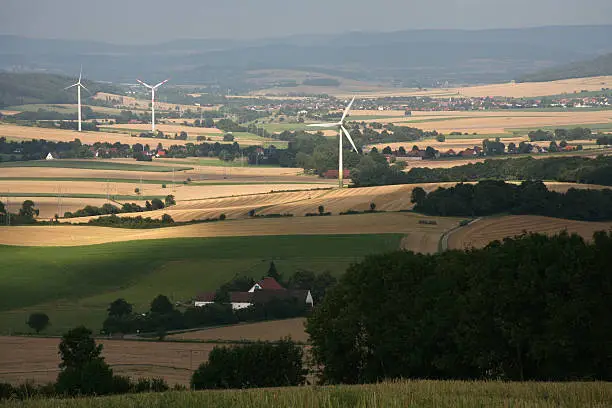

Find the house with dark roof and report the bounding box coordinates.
[194,277,314,310]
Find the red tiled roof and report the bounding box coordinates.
[255,277,285,291]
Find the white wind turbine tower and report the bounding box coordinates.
[136,78,169,132]
[64,67,89,132]
[308,97,359,188]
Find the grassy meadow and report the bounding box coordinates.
[0,160,192,172]
[0,234,402,335]
[4,380,611,408]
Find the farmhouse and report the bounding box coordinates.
[45,152,57,160]
[194,277,314,310]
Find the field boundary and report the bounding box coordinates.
[439,218,481,252]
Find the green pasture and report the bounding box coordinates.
[0,160,192,172]
[0,234,402,335]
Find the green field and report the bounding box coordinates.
[0,160,192,172]
[0,234,401,335]
[6,380,611,408]
[6,104,125,115]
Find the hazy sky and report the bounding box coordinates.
[1,0,611,44]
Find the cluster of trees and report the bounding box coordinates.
[307,231,612,383]
[528,127,592,142]
[64,196,175,218]
[597,135,612,145]
[411,180,612,221]
[0,137,94,161]
[191,339,306,389]
[0,199,40,225]
[351,155,612,187]
[87,214,175,228]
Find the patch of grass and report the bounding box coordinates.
[0,234,402,334]
[0,160,192,172]
[5,380,612,407]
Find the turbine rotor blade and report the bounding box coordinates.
[64,83,79,90]
[78,65,82,83]
[80,84,91,95]
[154,79,170,88]
[341,125,359,153]
[137,79,153,88]
[307,123,339,128]
[340,96,355,123]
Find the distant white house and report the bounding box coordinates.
[194,277,314,310]
[45,152,57,160]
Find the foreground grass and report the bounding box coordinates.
[6,380,612,408]
[0,234,402,334]
[0,160,192,172]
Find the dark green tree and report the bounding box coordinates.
[150,198,165,210]
[27,312,50,333]
[267,261,281,281]
[18,200,39,219]
[107,299,132,318]
[150,295,174,314]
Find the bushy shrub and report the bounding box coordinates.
[191,339,306,390]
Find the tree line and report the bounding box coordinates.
[411,180,612,221]
[307,231,612,383]
[351,155,612,187]
[63,195,175,218]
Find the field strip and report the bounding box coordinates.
[0,192,164,200]
[0,212,461,253]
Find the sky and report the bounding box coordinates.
[1,0,611,44]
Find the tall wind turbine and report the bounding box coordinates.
[308,97,359,188]
[65,68,89,132]
[136,79,169,132]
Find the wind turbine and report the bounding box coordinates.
[64,67,89,132]
[308,97,359,188]
[136,78,169,132]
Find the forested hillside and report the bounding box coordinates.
[518,53,612,82]
[0,73,121,107]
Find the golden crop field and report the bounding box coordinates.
[356,109,612,136]
[0,336,214,386]
[92,92,209,113]
[0,123,189,146]
[0,212,460,253]
[448,215,612,250]
[169,318,308,343]
[334,76,612,98]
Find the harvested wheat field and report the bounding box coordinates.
[0,336,214,386]
[0,212,460,253]
[103,123,221,135]
[335,76,612,98]
[388,110,612,135]
[0,123,189,146]
[170,318,308,343]
[448,215,612,250]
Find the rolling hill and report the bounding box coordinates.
[518,53,612,82]
[2,26,612,90]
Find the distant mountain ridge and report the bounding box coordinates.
[518,53,612,82]
[1,25,611,90]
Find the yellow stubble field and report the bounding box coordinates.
[448,215,612,250]
[0,212,461,254]
[0,336,214,386]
